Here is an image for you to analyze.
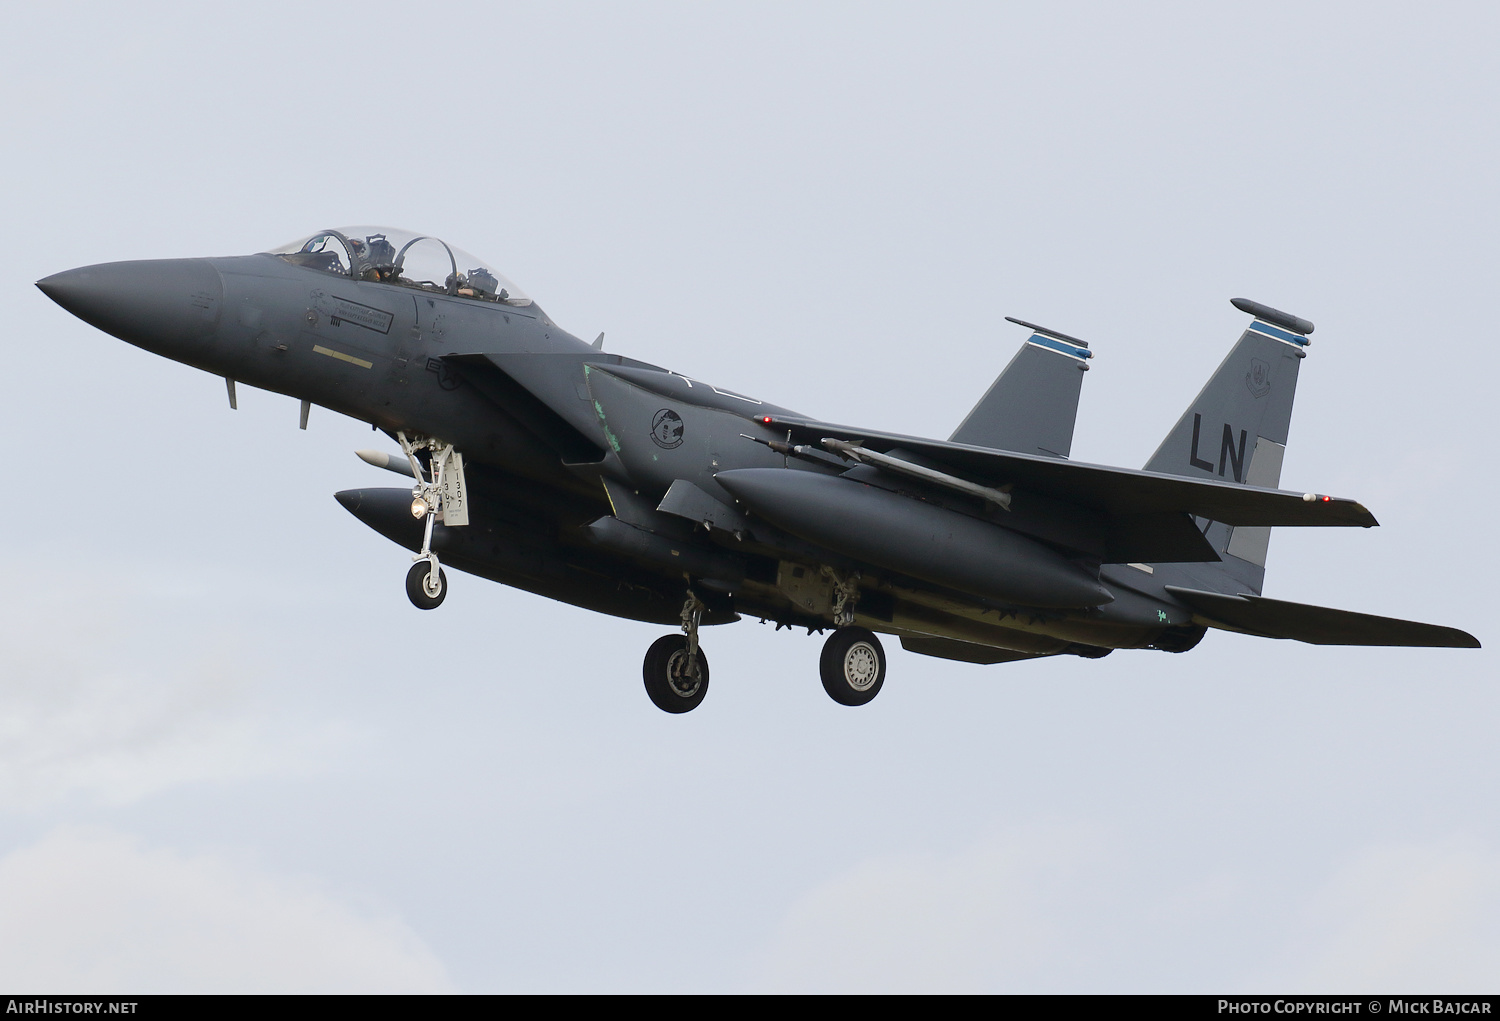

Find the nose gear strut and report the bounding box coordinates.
[398,431,466,608]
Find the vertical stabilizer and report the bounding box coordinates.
[1144,299,1314,592]
[950,318,1092,457]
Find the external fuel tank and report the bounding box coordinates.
[715,468,1113,609]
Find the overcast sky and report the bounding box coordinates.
[1,1,1496,993]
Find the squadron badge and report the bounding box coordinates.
[1245,358,1271,399]
[650,408,685,449]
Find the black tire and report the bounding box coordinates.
[642,634,709,714]
[405,560,447,610]
[820,627,886,706]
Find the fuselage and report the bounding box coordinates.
[37,238,1204,660]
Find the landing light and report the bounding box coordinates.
[411,498,429,519]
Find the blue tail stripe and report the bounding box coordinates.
[1248,320,1310,346]
[1027,334,1092,361]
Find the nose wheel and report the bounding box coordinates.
[820,627,886,706]
[406,560,447,610]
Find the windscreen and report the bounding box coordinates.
[267,226,532,306]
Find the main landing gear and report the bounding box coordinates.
[643,591,710,713]
[820,627,886,706]
[640,593,890,713]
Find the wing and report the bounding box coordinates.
[754,413,1377,529]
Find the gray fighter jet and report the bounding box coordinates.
[38,226,1479,713]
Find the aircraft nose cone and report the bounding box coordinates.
[37,258,224,354]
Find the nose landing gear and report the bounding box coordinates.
[397,431,465,611]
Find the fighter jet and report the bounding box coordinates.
[37,226,1479,713]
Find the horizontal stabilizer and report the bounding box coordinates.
[1165,586,1480,648]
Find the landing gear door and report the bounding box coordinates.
[438,448,469,526]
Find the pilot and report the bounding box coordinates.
[353,235,399,283]
[463,266,499,299]
[362,234,397,282]
[291,235,346,274]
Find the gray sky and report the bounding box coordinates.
[2,1,1496,992]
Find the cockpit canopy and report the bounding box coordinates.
[267,226,532,306]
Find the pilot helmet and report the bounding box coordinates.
[467,266,499,296]
[363,233,396,270]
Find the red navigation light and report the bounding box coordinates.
[761,416,773,424]
[1322,495,1331,502]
